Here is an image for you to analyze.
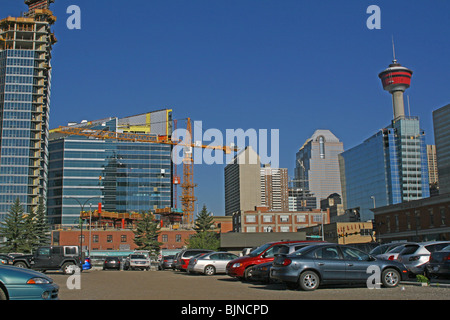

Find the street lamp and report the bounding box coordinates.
[65,196,101,256]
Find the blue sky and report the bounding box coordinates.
[3,0,449,216]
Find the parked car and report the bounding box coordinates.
[174,249,213,271]
[0,265,59,300]
[103,257,121,270]
[375,244,414,261]
[0,254,14,265]
[123,254,150,271]
[250,242,319,283]
[270,243,409,291]
[425,244,450,279]
[172,252,182,270]
[13,246,82,275]
[369,243,405,257]
[226,240,319,281]
[159,255,175,270]
[187,252,238,275]
[397,241,450,275]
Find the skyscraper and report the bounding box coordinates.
[433,104,450,194]
[339,58,430,221]
[47,110,173,227]
[0,0,57,219]
[224,146,261,216]
[260,164,289,211]
[294,130,344,208]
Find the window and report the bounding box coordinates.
[280,215,289,223]
[107,235,113,243]
[263,215,272,223]
[315,246,341,260]
[440,207,446,226]
[93,235,99,243]
[297,215,306,223]
[406,212,411,230]
[415,210,421,230]
[246,226,256,232]
[280,226,290,232]
[121,235,127,243]
[37,247,50,256]
[341,247,369,261]
[246,215,256,223]
[429,209,434,227]
[313,215,323,223]
[162,234,168,242]
[175,234,181,242]
[78,235,85,243]
[263,226,273,232]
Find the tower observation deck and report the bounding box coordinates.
[378,59,413,120]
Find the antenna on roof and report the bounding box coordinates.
[392,35,397,63]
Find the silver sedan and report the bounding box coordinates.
[187,252,239,275]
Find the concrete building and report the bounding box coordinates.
[232,206,329,233]
[288,188,316,212]
[294,130,344,208]
[339,58,429,221]
[260,165,289,211]
[433,104,450,194]
[224,146,261,216]
[0,0,57,220]
[47,110,173,227]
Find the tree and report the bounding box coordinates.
[186,204,220,251]
[193,204,214,233]
[133,212,163,256]
[0,198,27,253]
[34,197,51,249]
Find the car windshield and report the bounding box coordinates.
[248,243,272,257]
[130,255,146,259]
[387,245,405,253]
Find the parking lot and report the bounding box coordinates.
[51,269,450,300]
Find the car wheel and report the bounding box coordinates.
[298,270,320,291]
[204,265,216,276]
[382,268,400,288]
[0,288,7,301]
[62,262,78,275]
[244,267,254,281]
[14,262,28,269]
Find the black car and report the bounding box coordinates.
[0,254,13,265]
[159,255,175,270]
[103,257,121,270]
[270,243,409,291]
[425,244,450,279]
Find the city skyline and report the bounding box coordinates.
[2,0,449,217]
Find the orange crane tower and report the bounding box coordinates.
[53,118,237,227]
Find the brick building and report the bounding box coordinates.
[232,206,329,233]
[372,193,450,243]
[51,216,233,252]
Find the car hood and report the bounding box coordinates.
[228,256,257,265]
[0,265,53,284]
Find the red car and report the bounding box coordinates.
[174,249,213,271]
[226,240,318,281]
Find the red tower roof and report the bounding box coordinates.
[378,60,413,93]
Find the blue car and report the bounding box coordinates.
[270,243,409,291]
[0,265,59,300]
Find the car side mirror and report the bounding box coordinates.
[368,255,376,261]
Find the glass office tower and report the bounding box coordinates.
[0,2,57,220]
[294,130,344,208]
[339,117,430,221]
[47,111,173,227]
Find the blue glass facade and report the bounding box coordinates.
[48,117,173,227]
[340,117,429,221]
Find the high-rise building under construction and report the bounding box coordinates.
[0,0,57,219]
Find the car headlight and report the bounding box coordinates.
[232,263,242,268]
[27,277,52,284]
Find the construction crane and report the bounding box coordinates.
[53,118,238,227]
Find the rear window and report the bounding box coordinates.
[130,255,146,259]
[400,245,419,255]
[183,250,210,258]
[425,243,450,253]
